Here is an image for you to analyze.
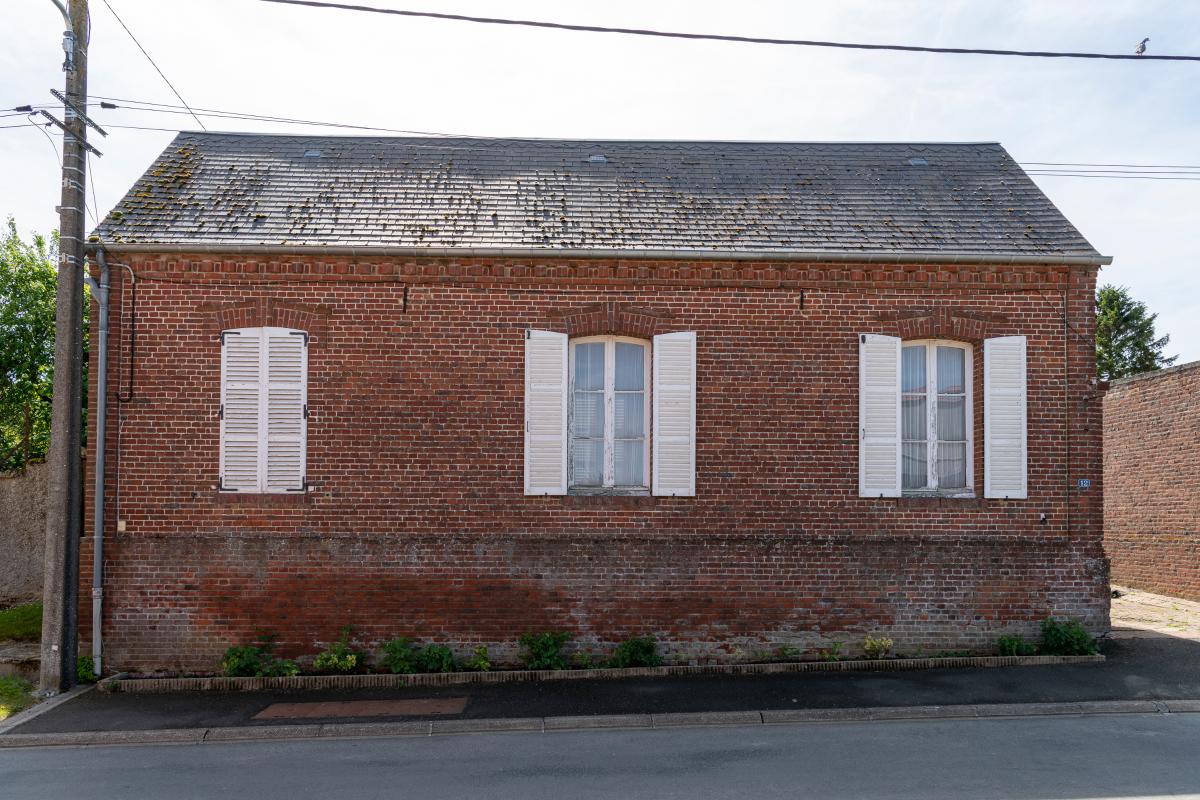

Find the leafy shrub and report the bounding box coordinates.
[519,631,572,670]
[774,645,803,662]
[1040,617,1098,656]
[221,634,299,678]
[608,636,663,669]
[818,641,843,662]
[465,646,490,672]
[414,644,458,674]
[0,676,35,721]
[314,626,368,674]
[997,634,1038,657]
[77,655,97,683]
[571,650,597,670]
[0,603,42,641]
[381,637,420,674]
[862,635,894,659]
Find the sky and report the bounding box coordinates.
[2,0,1198,361]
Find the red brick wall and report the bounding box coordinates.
[1104,361,1200,601]
[82,255,1108,671]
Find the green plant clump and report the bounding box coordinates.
[774,645,803,662]
[997,634,1038,657]
[314,626,368,674]
[381,637,420,674]
[862,635,894,659]
[465,646,490,672]
[414,644,458,674]
[77,655,97,683]
[819,641,844,662]
[608,636,663,669]
[0,676,35,721]
[1039,617,1098,656]
[0,603,42,641]
[519,631,572,670]
[221,634,300,678]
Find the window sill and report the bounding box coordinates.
[902,490,976,500]
[567,487,651,497]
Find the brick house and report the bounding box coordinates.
[84,134,1111,671]
[1104,360,1200,601]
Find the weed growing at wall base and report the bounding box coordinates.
[1040,617,1098,656]
[519,631,572,670]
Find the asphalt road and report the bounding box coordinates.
[3,713,1200,800]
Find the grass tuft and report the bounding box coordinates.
[0,603,41,642]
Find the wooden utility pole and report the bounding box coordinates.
[40,0,89,694]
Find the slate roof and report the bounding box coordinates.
[96,133,1102,260]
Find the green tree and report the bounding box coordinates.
[1096,284,1177,381]
[0,218,80,471]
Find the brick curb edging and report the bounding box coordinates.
[3,698,1198,748]
[98,654,1106,693]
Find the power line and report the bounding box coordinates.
[257,0,1200,62]
[6,94,1199,182]
[1024,161,1200,169]
[96,0,207,131]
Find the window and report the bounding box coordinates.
[219,326,308,493]
[859,333,1026,500]
[524,330,695,497]
[569,336,650,490]
[901,341,972,494]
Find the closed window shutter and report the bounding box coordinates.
[984,335,1027,499]
[859,333,902,498]
[524,329,568,495]
[264,328,308,492]
[220,329,264,492]
[652,330,696,497]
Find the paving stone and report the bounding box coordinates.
[203,724,322,741]
[544,714,653,731]
[431,717,544,734]
[652,711,763,727]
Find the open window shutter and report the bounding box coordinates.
[264,328,308,493]
[524,329,568,495]
[652,331,696,497]
[984,335,1027,499]
[858,333,902,498]
[220,329,263,492]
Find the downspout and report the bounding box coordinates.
[86,247,110,675]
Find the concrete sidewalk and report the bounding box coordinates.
[4,587,1199,745]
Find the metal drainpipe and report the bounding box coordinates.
[88,248,110,675]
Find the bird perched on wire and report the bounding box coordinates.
[1135,37,1150,55]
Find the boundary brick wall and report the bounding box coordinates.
[0,461,48,605]
[1104,360,1200,601]
[82,254,1108,671]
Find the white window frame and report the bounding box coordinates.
[901,339,974,497]
[568,335,651,491]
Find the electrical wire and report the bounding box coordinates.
[6,95,1199,182]
[256,0,1200,62]
[96,0,207,131]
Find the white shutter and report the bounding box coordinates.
[220,329,264,492]
[264,328,308,493]
[524,329,568,495]
[859,333,902,498]
[984,335,1027,499]
[652,331,696,497]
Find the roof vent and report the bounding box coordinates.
[304,149,322,158]
[586,154,608,164]
[908,157,929,167]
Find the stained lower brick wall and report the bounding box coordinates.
[82,254,1108,671]
[1104,361,1200,601]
